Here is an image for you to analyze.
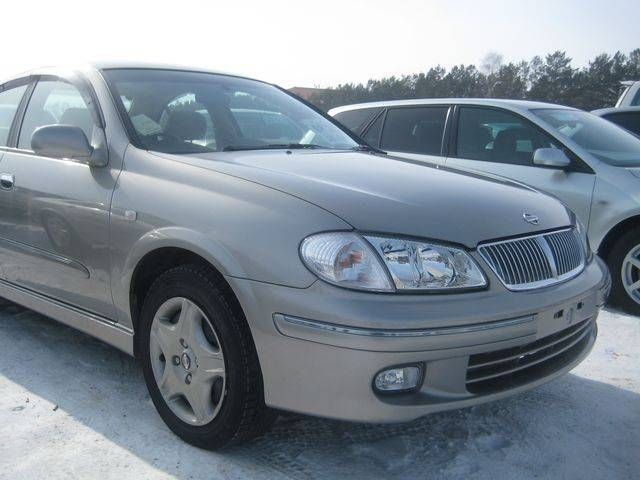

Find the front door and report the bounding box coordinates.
[0,78,118,318]
[445,106,595,225]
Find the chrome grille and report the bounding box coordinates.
[478,228,585,290]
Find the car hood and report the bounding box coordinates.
[160,149,572,248]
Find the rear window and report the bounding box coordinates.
[333,107,381,134]
[381,107,447,156]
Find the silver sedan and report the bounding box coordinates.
[0,67,608,449]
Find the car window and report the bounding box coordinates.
[18,80,94,150]
[603,112,640,136]
[456,107,558,165]
[231,109,303,144]
[103,69,358,154]
[632,88,640,107]
[362,112,384,147]
[381,107,447,156]
[532,108,640,167]
[0,84,28,146]
[333,108,381,134]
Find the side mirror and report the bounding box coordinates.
[533,148,571,168]
[32,125,94,162]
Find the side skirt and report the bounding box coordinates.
[0,278,134,356]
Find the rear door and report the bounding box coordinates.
[0,76,119,318]
[445,106,596,224]
[370,106,450,166]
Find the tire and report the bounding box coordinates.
[607,227,640,316]
[138,264,274,449]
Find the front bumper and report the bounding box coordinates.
[228,256,609,423]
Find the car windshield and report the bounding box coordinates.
[531,108,640,166]
[102,69,358,154]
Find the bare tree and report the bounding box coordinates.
[480,52,504,75]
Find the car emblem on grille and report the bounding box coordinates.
[522,213,540,225]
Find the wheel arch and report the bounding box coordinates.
[597,214,640,262]
[120,227,248,355]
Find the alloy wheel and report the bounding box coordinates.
[621,244,640,306]
[149,297,226,426]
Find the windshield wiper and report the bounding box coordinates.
[352,144,387,154]
[223,143,325,152]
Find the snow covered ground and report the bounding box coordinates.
[0,298,637,480]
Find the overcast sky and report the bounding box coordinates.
[2,0,638,88]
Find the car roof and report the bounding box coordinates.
[328,98,576,116]
[89,61,239,76]
[592,106,640,115]
[1,62,262,85]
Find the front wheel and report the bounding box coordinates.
[607,227,640,315]
[139,264,274,449]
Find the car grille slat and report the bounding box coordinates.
[494,243,514,284]
[520,239,540,281]
[500,243,520,284]
[551,232,569,274]
[467,319,592,371]
[508,241,526,284]
[492,244,513,284]
[466,326,591,384]
[466,318,594,394]
[485,247,506,281]
[547,234,563,273]
[513,240,534,284]
[524,238,549,281]
[478,228,584,290]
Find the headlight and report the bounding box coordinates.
[365,235,486,290]
[300,232,486,292]
[300,232,394,292]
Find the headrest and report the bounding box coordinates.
[493,127,520,153]
[164,110,207,140]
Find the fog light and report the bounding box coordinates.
[374,365,422,393]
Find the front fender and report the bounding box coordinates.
[109,148,351,329]
[590,172,640,250]
[124,226,247,280]
[110,226,249,328]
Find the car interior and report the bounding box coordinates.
[456,109,555,165]
[381,108,447,155]
[115,83,311,154]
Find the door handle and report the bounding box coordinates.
[0,173,14,190]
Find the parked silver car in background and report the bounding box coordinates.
[330,99,640,313]
[0,66,608,449]
[592,106,640,137]
[615,80,640,108]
